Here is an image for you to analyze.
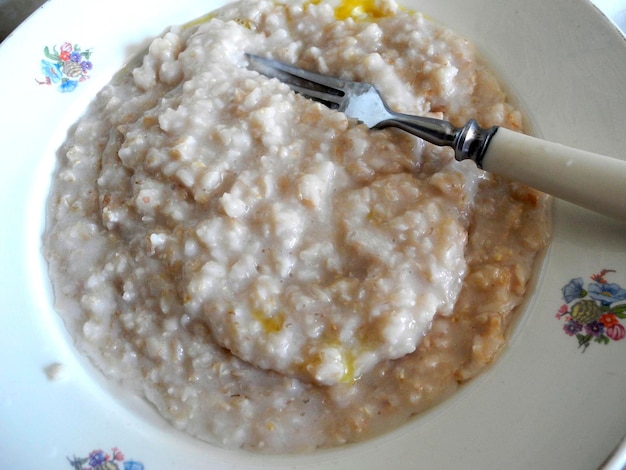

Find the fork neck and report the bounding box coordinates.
[377,113,498,168]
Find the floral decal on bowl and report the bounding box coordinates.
[36,42,93,92]
[557,269,626,351]
[67,447,143,470]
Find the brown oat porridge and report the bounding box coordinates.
[43,0,550,453]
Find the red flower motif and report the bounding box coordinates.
[590,269,615,284]
[112,447,125,461]
[59,51,70,61]
[606,323,625,341]
[556,304,569,319]
[599,313,620,328]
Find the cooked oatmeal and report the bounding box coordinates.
[44,0,550,452]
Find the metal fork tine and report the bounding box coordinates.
[287,84,344,108]
[246,53,347,96]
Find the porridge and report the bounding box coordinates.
[44,0,550,452]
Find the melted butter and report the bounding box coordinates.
[233,17,253,29]
[333,0,390,21]
[182,12,216,29]
[253,309,285,333]
[339,351,356,383]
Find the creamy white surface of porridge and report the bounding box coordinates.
[44,0,550,452]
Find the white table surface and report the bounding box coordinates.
[593,0,626,30]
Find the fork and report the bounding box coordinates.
[246,53,626,221]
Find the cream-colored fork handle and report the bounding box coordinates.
[482,128,626,221]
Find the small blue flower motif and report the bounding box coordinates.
[88,450,107,467]
[587,282,626,306]
[59,79,79,93]
[563,320,583,336]
[70,51,82,62]
[124,461,145,470]
[562,277,585,303]
[584,320,605,337]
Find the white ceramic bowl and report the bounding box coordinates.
[1,0,625,468]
